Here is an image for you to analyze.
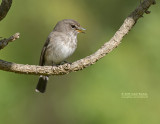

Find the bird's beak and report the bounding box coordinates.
[76,27,86,33]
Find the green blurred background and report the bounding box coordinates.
[0,0,160,124]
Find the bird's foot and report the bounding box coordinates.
[61,60,71,65]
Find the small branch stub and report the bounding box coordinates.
[0,33,20,50]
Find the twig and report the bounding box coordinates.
[0,33,20,50]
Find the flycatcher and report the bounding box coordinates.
[36,19,85,93]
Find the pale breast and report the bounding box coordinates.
[44,32,77,65]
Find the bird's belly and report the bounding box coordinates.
[45,44,76,65]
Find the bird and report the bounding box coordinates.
[35,19,85,93]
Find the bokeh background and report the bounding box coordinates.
[0,0,160,124]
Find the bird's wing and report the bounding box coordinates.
[39,37,50,66]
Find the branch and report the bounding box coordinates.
[0,33,20,50]
[0,0,12,21]
[0,0,19,50]
[0,0,156,76]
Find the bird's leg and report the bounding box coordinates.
[61,60,72,64]
[51,61,57,70]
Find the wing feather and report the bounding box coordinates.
[39,38,50,66]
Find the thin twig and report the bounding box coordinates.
[0,33,20,50]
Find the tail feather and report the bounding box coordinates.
[36,76,49,93]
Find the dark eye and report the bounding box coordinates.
[71,25,76,29]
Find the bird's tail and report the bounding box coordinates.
[35,75,49,93]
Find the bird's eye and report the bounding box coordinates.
[71,25,76,29]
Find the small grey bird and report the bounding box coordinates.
[36,19,85,93]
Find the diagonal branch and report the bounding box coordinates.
[0,0,12,21]
[0,33,20,49]
[0,0,156,76]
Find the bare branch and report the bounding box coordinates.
[0,0,12,21]
[0,33,20,50]
[0,0,19,50]
[0,0,156,76]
